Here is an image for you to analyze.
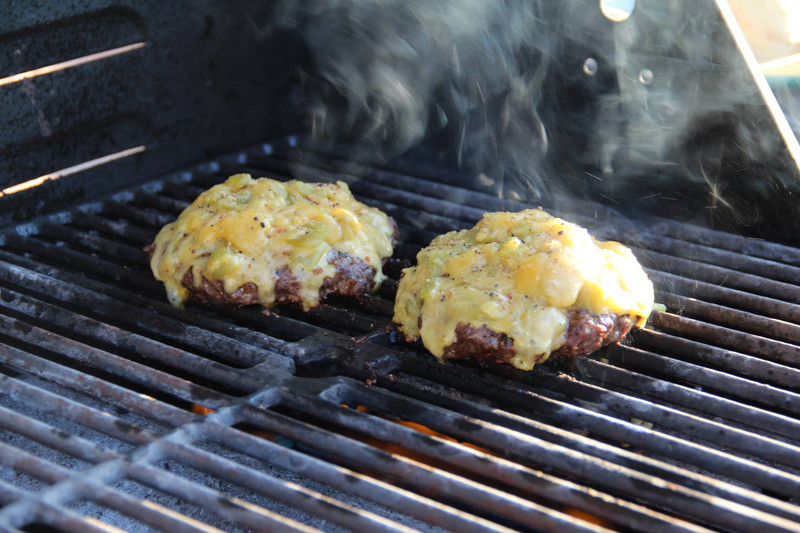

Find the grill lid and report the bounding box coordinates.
[2,137,800,532]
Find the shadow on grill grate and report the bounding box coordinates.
[2,137,800,532]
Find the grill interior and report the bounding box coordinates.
[2,136,800,532]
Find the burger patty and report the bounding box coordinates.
[442,311,634,365]
[180,250,377,308]
[393,208,654,370]
[553,310,634,358]
[319,250,378,300]
[148,174,396,310]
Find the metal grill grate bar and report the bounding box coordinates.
[0,313,232,410]
[1,374,439,532]
[230,398,607,533]
[340,377,800,530]
[648,270,800,323]
[599,344,800,416]
[640,249,800,302]
[655,292,800,344]
[635,324,800,386]
[0,255,300,364]
[376,352,800,494]
[0,287,263,393]
[649,221,800,265]
[0,443,235,533]
[280,387,712,533]
[641,234,800,284]
[576,357,800,441]
[71,210,156,246]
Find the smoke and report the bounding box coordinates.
[267,0,800,241]
[272,0,552,201]
[585,0,800,235]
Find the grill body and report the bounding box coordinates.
[2,2,800,532]
[2,138,800,532]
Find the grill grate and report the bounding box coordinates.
[2,137,800,532]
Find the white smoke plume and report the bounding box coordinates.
[271,0,553,201]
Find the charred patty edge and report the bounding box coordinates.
[177,249,378,309]
[439,310,635,365]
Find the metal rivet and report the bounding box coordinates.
[583,57,598,76]
[600,0,636,22]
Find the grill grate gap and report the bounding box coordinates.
[20,524,69,533]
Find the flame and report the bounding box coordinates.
[342,404,495,458]
[191,403,214,415]
[564,508,612,528]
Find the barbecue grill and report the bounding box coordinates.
[3,1,800,532]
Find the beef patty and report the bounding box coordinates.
[180,250,377,308]
[394,208,653,370]
[148,174,395,311]
[442,311,634,366]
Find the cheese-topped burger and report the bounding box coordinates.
[149,173,395,310]
[393,208,653,370]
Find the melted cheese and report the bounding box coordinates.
[393,208,654,369]
[149,174,394,310]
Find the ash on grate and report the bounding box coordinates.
[112,477,252,533]
[67,499,159,533]
[0,466,49,495]
[153,455,352,533]
[0,373,175,439]
[192,439,448,533]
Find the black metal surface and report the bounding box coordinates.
[2,137,800,531]
[4,0,800,248]
[0,1,306,228]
